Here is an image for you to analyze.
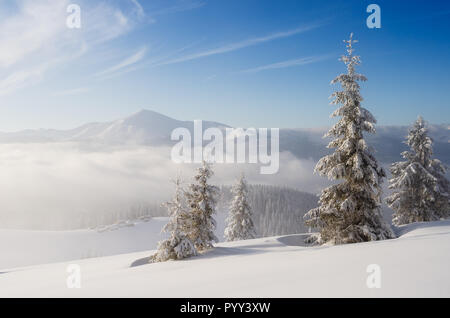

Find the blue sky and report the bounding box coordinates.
[0,0,449,131]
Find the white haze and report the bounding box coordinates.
[0,142,328,229]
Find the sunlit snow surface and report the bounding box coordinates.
[0,212,228,269]
[0,220,449,297]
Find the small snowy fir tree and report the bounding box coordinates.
[304,33,395,244]
[224,174,256,241]
[185,160,219,251]
[150,177,197,263]
[386,117,449,225]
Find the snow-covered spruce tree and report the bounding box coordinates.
[224,174,256,241]
[304,33,395,244]
[150,177,197,263]
[386,117,449,225]
[185,160,219,251]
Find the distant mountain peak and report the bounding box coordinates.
[124,109,180,123]
[0,110,447,164]
[131,109,171,117]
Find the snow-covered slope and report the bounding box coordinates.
[0,213,228,270]
[1,220,449,297]
[0,218,168,270]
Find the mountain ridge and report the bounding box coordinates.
[0,109,448,163]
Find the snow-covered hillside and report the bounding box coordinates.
[0,213,228,269]
[0,218,167,269]
[1,220,449,297]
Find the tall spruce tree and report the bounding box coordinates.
[386,117,449,225]
[304,33,394,244]
[224,174,256,241]
[150,177,197,263]
[185,160,219,251]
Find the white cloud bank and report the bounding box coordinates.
[0,142,327,229]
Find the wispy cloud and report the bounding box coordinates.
[0,64,47,96]
[81,2,133,44]
[95,47,147,79]
[0,0,68,68]
[130,0,205,24]
[0,0,137,96]
[204,74,217,81]
[149,0,206,17]
[239,54,333,73]
[0,43,88,96]
[96,39,208,80]
[158,22,325,66]
[51,87,89,97]
[129,0,145,18]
